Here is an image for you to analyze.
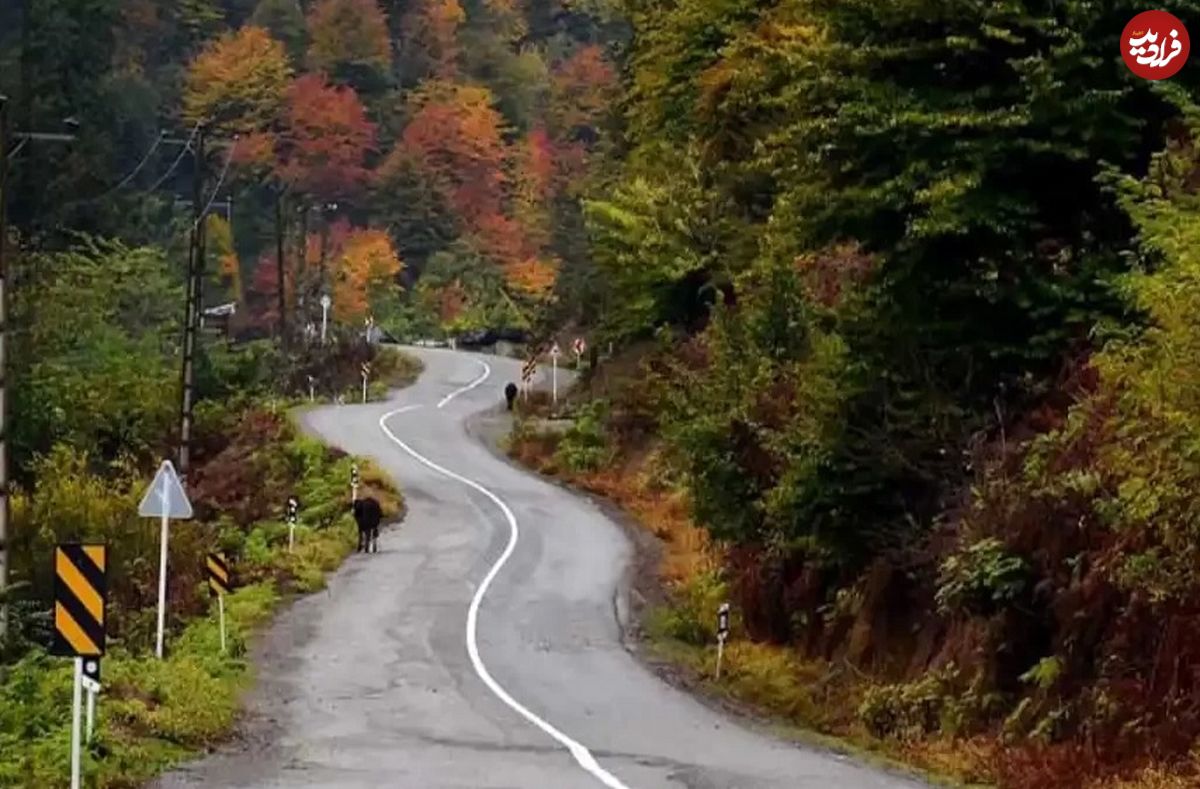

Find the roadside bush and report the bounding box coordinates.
[657,568,728,646]
[935,538,1031,617]
[554,400,612,473]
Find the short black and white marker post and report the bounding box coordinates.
[286,495,300,553]
[361,361,371,403]
[549,342,561,406]
[716,602,731,680]
[351,463,360,502]
[82,658,100,742]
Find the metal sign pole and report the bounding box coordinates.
[70,658,83,789]
[218,593,226,653]
[156,507,169,659]
[85,685,96,742]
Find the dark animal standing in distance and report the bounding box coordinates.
[352,496,383,553]
[504,382,518,410]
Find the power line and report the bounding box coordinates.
[194,136,236,231]
[146,121,202,194]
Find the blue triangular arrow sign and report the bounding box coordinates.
[138,460,194,519]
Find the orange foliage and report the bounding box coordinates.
[549,44,617,135]
[183,27,293,134]
[402,0,466,77]
[437,280,468,322]
[503,256,559,298]
[306,0,392,75]
[277,74,377,199]
[513,126,557,249]
[401,82,509,223]
[473,212,529,267]
[331,228,404,321]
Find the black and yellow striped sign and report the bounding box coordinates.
[207,552,231,596]
[51,544,107,658]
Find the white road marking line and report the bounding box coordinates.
[378,404,633,789]
[438,358,491,409]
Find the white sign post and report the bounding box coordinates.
[549,343,561,406]
[138,460,194,659]
[307,374,316,403]
[351,463,360,503]
[361,362,371,403]
[320,294,331,345]
[715,602,730,680]
[70,658,83,789]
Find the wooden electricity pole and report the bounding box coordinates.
[177,126,205,482]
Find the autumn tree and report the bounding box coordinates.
[331,228,404,321]
[398,0,466,81]
[547,44,617,141]
[183,26,293,134]
[306,0,392,91]
[401,82,508,226]
[277,74,378,202]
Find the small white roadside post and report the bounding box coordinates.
[286,495,300,553]
[361,362,371,403]
[549,343,561,406]
[320,294,331,345]
[716,602,730,680]
[138,460,194,659]
[70,658,83,789]
[307,374,316,403]
[351,463,360,503]
[82,658,99,743]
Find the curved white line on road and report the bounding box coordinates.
[437,358,491,409]
[379,404,632,789]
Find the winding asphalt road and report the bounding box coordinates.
[156,347,925,789]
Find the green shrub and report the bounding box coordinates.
[554,400,612,473]
[935,538,1031,617]
[656,568,729,646]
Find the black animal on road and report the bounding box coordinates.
[504,382,518,410]
[352,496,383,553]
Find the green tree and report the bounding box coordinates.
[251,0,307,61]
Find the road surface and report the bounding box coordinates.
[156,347,926,789]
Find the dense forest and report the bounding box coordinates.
[9,0,1200,787]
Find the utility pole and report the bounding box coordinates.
[276,189,287,351]
[0,97,10,638]
[177,126,205,482]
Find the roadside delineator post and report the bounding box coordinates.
[549,343,561,406]
[286,495,300,553]
[716,602,730,680]
[206,551,231,653]
[351,463,360,503]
